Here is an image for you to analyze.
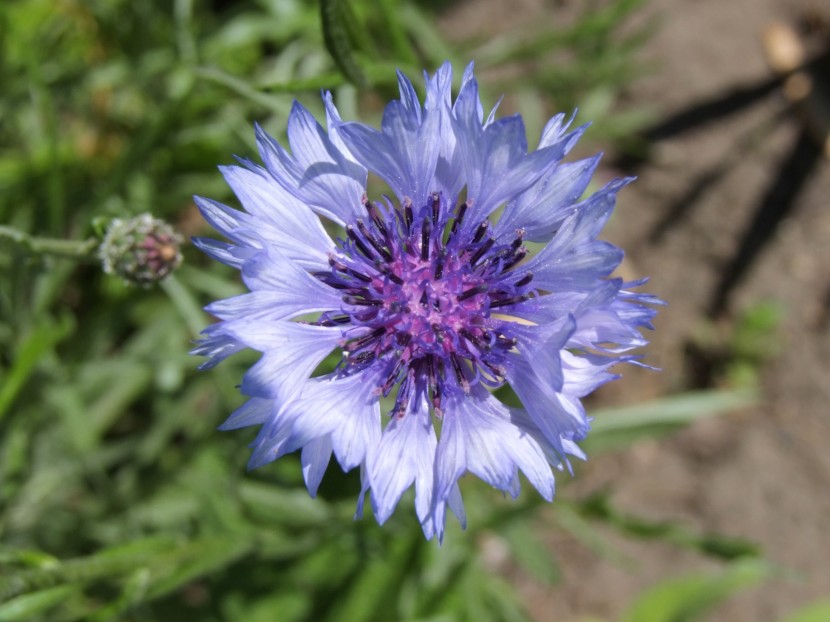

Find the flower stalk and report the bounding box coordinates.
[0,225,98,259]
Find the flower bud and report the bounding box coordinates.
[99,214,183,285]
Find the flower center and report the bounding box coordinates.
[314,193,534,416]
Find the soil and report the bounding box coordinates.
[438,1,830,620]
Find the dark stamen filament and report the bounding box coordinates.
[472,220,489,244]
[514,272,534,288]
[457,284,488,301]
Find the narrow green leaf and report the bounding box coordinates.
[0,315,73,421]
[0,585,76,621]
[330,529,420,622]
[576,492,760,560]
[584,388,757,453]
[621,559,773,622]
[320,0,367,87]
[193,66,292,114]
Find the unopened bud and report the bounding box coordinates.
[99,214,183,286]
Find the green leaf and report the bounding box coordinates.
[320,0,367,87]
[621,559,774,622]
[330,528,420,622]
[0,314,73,421]
[0,585,77,621]
[576,491,760,561]
[584,389,757,454]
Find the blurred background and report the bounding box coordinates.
[1,0,829,620]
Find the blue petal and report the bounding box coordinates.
[190,325,245,369]
[191,237,255,269]
[330,385,382,472]
[301,435,333,497]
[369,392,437,529]
[538,110,581,149]
[219,164,335,269]
[522,180,631,290]
[560,350,622,397]
[512,315,575,392]
[431,388,555,536]
[218,397,273,430]
[267,371,380,466]
[494,154,601,242]
[506,355,592,456]
[254,116,366,226]
[209,249,342,320]
[337,78,441,206]
[226,321,342,406]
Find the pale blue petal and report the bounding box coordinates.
[226,321,342,405]
[302,435,333,497]
[190,325,245,369]
[494,154,601,242]
[507,355,591,453]
[254,119,366,225]
[369,392,436,526]
[512,315,575,392]
[277,371,380,460]
[337,82,441,205]
[218,397,273,431]
[449,389,555,498]
[330,388,381,472]
[191,237,255,269]
[219,164,334,269]
[240,249,341,312]
[522,180,631,289]
[561,350,622,397]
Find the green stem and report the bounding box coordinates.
[0,225,98,260]
[0,535,257,602]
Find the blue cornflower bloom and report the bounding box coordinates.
[194,62,660,540]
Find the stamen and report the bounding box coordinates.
[348,350,376,367]
[460,328,489,351]
[502,248,527,271]
[364,198,388,239]
[343,295,382,307]
[403,198,413,233]
[392,370,414,418]
[497,335,518,348]
[453,201,468,231]
[434,250,446,280]
[472,220,489,244]
[457,284,488,301]
[514,272,534,288]
[357,219,392,261]
[511,229,525,250]
[432,378,443,415]
[450,354,470,393]
[346,268,373,282]
[489,294,530,308]
[346,225,376,260]
[421,217,432,261]
[319,314,351,326]
[343,327,385,352]
[470,237,495,266]
[381,356,407,396]
[373,261,402,284]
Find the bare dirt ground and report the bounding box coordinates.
[440,1,830,620]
